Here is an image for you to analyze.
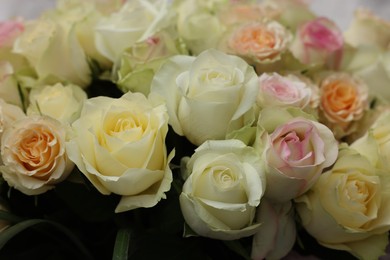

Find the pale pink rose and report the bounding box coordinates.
[263,118,338,202]
[289,17,343,68]
[0,20,24,48]
[0,116,73,195]
[257,73,312,109]
[251,200,296,260]
[227,21,291,64]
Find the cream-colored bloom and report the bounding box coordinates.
[180,139,265,240]
[0,99,25,149]
[0,62,24,108]
[255,107,338,202]
[66,92,174,212]
[27,83,87,124]
[175,0,226,55]
[150,49,258,146]
[1,116,73,195]
[95,0,173,63]
[13,17,91,87]
[344,8,390,49]
[295,146,390,260]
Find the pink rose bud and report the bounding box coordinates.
[290,17,343,69]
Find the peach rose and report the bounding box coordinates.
[0,116,73,195]
[226,21,291,64]
[319,73,369,138]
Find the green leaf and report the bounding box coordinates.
[112,228,132,260]
[0,219,93,260]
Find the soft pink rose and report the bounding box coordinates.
[0,20,24,48]
[289,17,343,68]
[257,73,313,109]
[262,117,338,202]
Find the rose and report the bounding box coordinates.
[12,16,91,87]
[0,62,24,108]
[179,139,265,240]
[295,146,390,260]
[150,49,258,146]
[289,17,343,69]
[0,19,24,48]
[351,108,390,170]
[344,8,390,49]
[175,0,225,55]
[262,0,316,31]
[318,72,369,139]
[65,92,174,212]
[95,0,174,63]
[0,98,25,140]
[0,116,73,195]
[46,0,113,70]
[342,41,390,105]
[256,72,314,109]
[217,2,270,27]
[255,107,338,202]
[251,199,296,260]
[117,30,185,96]
[27,83,87,124]
[225,21,291,64]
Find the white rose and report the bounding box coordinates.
[95,0,173,63]
[66,92,174,212]
[1,116,73,195]
[13,17,91,87]
[180,139,265,240]
[27,83,87,124]
[150,49,258,146]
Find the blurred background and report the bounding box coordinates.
[0,0,389,29]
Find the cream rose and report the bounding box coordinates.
[0,115,73,195]
[117,30,185,96]
[344,8,390,49]
[65,92,174,213]
[0,98,25,140]
[175,0,226,55]
[27,83,87,124]
[289,17,343,69]
[255,107,338,202]
[257,73,313,109]
[150,49,258,146]
[180,139,265,240]
[95,0,173,63]
[225,21,291,64]
[13,17,91,87]
[295,146,390,260]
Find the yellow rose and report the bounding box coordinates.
[1,116,73,195]
[295,146,390,260]
[66,92,174,212]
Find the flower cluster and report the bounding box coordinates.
[0,0,390,259]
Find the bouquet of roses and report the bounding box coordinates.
[0,0,390,259]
